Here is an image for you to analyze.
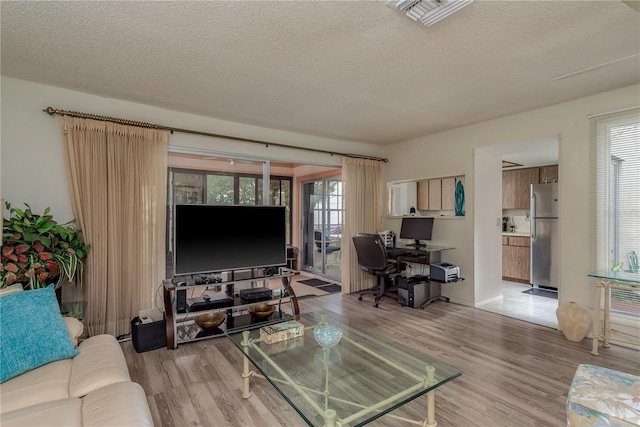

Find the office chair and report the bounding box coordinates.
[352,233,406,308]
[315,230,341,267]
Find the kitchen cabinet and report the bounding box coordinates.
[539,165,558,184]
[417,180,429,210]
[502,165,558,210]
[417,176,464,211]
[428,179,442,210]
[441,177,456,210]
[502,168,540,209]
[417,179,441,210]
[418,178,442,211]
[502,235,530,283]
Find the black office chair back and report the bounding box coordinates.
[352,234,389,271]
[314,231,323,251]
[315,230,340,253]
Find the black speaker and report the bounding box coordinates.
[131,317,167,353]
[176,289,187,313]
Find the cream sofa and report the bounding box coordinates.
[0,316,154,426]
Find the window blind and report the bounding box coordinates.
[588,107,640,315]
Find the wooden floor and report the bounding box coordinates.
[122,293,640,427]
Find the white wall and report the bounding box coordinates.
[382,83,639,341]
[1,77,384,222]
[473,144,504,304]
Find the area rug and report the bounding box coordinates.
[522,288,558,300]
[298,278,332,287]
[316,284,342,293]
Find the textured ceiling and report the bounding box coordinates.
[1,1,639,145]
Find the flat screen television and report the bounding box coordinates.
[173,204,287,276]
[399,217,434,248]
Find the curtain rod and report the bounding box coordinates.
[43,106,388,163]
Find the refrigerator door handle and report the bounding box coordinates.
[530,193,536,242]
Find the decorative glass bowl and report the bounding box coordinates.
[313,324,343,349]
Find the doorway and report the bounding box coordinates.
[474,135,560,328]
[301,177,343,280]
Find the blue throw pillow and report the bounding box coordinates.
[0,284,79,382]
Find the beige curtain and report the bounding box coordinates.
[61,117,168,337]
[340,157,383,293]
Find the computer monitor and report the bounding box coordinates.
[399,217,434,248]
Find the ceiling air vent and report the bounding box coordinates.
[387,0,473,27]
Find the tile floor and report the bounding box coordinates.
[477,280,559,328]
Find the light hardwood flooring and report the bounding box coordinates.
[122,292,640,427]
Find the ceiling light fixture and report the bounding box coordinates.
[387,0,473,27]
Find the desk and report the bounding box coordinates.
[386,244,456,308]
[588,270,640,355]
[386,244,454,265]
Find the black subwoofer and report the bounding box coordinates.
[131,317,167,353]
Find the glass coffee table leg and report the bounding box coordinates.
[424,365,437,427]
[241,330,253,398]
[324,409,337,427]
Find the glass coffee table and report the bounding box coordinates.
[226,310,462,427]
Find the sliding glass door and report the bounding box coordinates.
[166,152,292,277]
[301,177,343,279]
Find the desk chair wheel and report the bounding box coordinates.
[358,295,363,301]
[373,303,378,308]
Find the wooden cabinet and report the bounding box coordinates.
[502,236,530,283]
[417,180,429,210]
[428,179,442,210]
[417,179,442,210]
[441,177,456,210]
[502,165,558,209]
[502,168,540,209]
[539,165,558,184]
[417,176,464,212]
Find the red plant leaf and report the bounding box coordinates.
[37,272,48,281]
[33,242,44,253]
[17,254,27,263]
[5,263,19,272]
[2,246,13,257]
[14,244,29,254]
[39,252,52,261]
[5,272,17,283]
[25,269,35,278]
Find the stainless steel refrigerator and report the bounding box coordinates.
[530,182,559,289]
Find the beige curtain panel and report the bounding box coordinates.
[341,157,383,294]
[61,116,168,337]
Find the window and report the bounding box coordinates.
[165,157,293,277]
[589,108,640,315]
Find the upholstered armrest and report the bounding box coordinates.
[62,317,84,348]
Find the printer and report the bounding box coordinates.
[430,262,460,283]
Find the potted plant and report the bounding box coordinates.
[1,202,90,290]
